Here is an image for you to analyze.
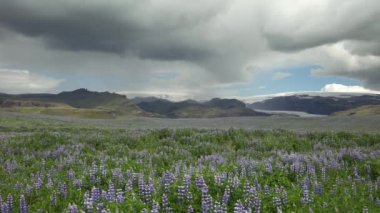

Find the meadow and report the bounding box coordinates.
[0,120,380,212]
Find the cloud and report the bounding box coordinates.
[320,83,380,94]
[0,69,63,93]
[0,0,380,97]
[272,71,292,80]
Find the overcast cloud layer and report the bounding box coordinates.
[0,0,379,97]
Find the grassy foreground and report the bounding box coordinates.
[0,126,379,212]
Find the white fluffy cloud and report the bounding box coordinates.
[0,69,63,93]
[320,83,380,94]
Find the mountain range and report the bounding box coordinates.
[0,89,267,118]
[1,89,379,119]
[247,94,380,115]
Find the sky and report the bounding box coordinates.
[0,0,380,100]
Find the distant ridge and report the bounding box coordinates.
[248,94,380,115]
[135,97,268,118]
[0,88,150,118]
[0,89,268,118]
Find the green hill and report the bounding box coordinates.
[333,105,380,116]
[0,89,150,118]
[136,98,268,118]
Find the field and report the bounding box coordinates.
[0,112,380,212]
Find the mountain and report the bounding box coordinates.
[0,89,150,118]
[248,94,380,115]
[131,96,166,104]
[333,105,380,116]
[136,98,268,118]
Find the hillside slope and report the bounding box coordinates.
[248,94,380,115]
[333,105,380,116]
[136,98,268,118]
[0,89,150,118]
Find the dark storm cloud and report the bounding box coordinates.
[0,1,146,54]
[0,0,229,59]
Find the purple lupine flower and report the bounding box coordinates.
[101,190,108,200]
[59,183,67,200]
[253,193,261,213]
[273,196,282,209]
[51,191,57,206]
[222,186,231,205]
[107,182,115,202]
[25,184,32,195]
[281,189,288,206]
[201,188,213,213]
[115,189,124,203]
[301,179,311,204]
[15,182,23,191]
[264,185,270,196]
[314,182,323,196]
[68,203,79,213]
[19,194,27,213]
[141,209,148,213]
[241,167,246,177]
[231,176,240,188]
[375,198,380,207]
[195,175,206,190]
[92,187,100,203]
[187,205,195,213]
[34,173,43,190]
[214,201,227,213]
[215,174,223,185]
[96,203,104,213]
[151,201,160,213]
[265,162,273,173]
[321,167,326,181]
[100,163,107,177]
[178,186,185,204]
[144,177,154,204]
[83,191,93,211]
[47,173,53,188]
[1,203,9,213]
[7,194,13,212]
[233,200,245,213]
[162,193,169,212]
[73,179,82,190]
[67,169,75,180]
[125,178,133,192]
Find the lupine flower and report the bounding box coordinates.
[264,185,270,196]
[187,205,194,213]
[107,182,115,201]
[222,186,231,205]
[59,183,67,199]
[151,201,160,213]
[162,193,169,212]
[51,191,57,206]
[7,194,13,212]
[19,194,27,213]
[253,193,261,213]
[68,203,79,213]
[273,196,282,209]
[301,179,311,204]
[67,169,75,180]
[233,200,245,213]
[1,203,9,213]
[115,189,124,203]
[177,185,185,204]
